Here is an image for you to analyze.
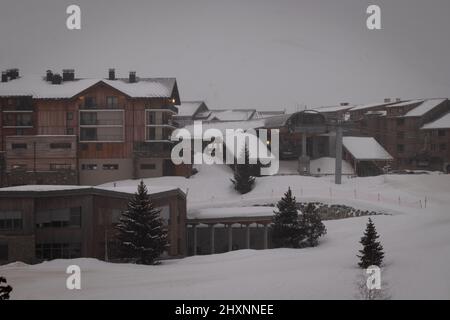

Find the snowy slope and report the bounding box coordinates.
[2,164,450,299]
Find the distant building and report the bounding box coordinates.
[0,185,187,264]
[345,98,450,171]
[0,69,192,186]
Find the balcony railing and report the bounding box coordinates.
[79,104,124,110]
[80,119,123,126]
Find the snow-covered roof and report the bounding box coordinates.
[0,75,176,99]
[349,102,394,112]
[343,137,393,161]
[312,105,354,113]
[189,206,275,219]
[403,99,447,117]
[386,99,424,108]
[421,112,450,130]
[0,184,181,196]
[207,109,256,121]
[176,101,204,117]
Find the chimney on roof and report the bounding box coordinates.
[6,68,19,80]
[62,69,75,81]
[1,72,7,83]
[396,98,401,102]
[52,73,62,85]
[46,70,53,82]
[129,71,136,83]
[340,102,350,106]
[384,98,391,103]
[108,68,116,80]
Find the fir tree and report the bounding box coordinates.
[0,276,12,300]
[272,187,304,248]
[115,180,168,265]
[357,218,385,268]
[230,145,255,194]
[298,203,327,247]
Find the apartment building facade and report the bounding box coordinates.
[346,98,450,171]
[0,185,187,264]
[0,68,192,186]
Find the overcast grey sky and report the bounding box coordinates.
[1,0,449,111]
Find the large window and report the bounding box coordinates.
[0,210,23,231]
[50,142,72,149]
[35,243,81,260]
[35,207,81,228]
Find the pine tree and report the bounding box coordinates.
[0,276,12,300]
[272,187,304,248]
[230,145,255,194]
[357,218,385,268]
[115,180,168,265]
[298,203,327,247]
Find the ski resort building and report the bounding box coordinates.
[0,185,186,264]
[0,68,191,187]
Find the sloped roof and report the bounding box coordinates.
[207,109,256,121]
[0,75,177,99]
[343,137,393,161]
[386,99,424,108]
[421,112,450,130]
[176,101,205,117]
[403,99,447,117]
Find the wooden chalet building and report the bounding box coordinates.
[0,68,192,186]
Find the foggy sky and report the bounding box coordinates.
[1,0,450,111]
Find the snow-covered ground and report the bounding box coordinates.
[2,163,450,299]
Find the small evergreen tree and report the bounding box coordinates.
[298,203,327,247]
[357,218,385,268]
[231,145,255,194]
[272,187,304,248]
[0,276,12,300]
[115,180,168,265]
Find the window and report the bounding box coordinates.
[397,132,404,139]
[50,164,72,170]
[96,143,103,151]
[16,128,24,135]
[50,142,71,149]
[80,128,97,141]
[0,211,23,231]
[106,96,118,108]
[0,242,7,261]
[431,144,437,151]
[397,144,405,153]
[439,144,447,151]
[85,96,96,108]
[438,130,446,137]
[81,164,97,170]
[11,143,27,149]
[66,112,73,121]
[147,112,155,124]
[17,113,32,126]
[159,206,170,226]
[35,243,81,260]
[396,118,405,126]
[80,144,88,151]
[66,128,74,135]
[102,164,119,170]
[147,127,156,140]
[140,163,156,170]
[35,207,81,229]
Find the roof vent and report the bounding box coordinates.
[108,68,116,80]
[1,72,7,83]
[52,73,62,85]
[129,71,136,83]
[46,70,53,82]
[340,102,350,106]
[62,69,75,81]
